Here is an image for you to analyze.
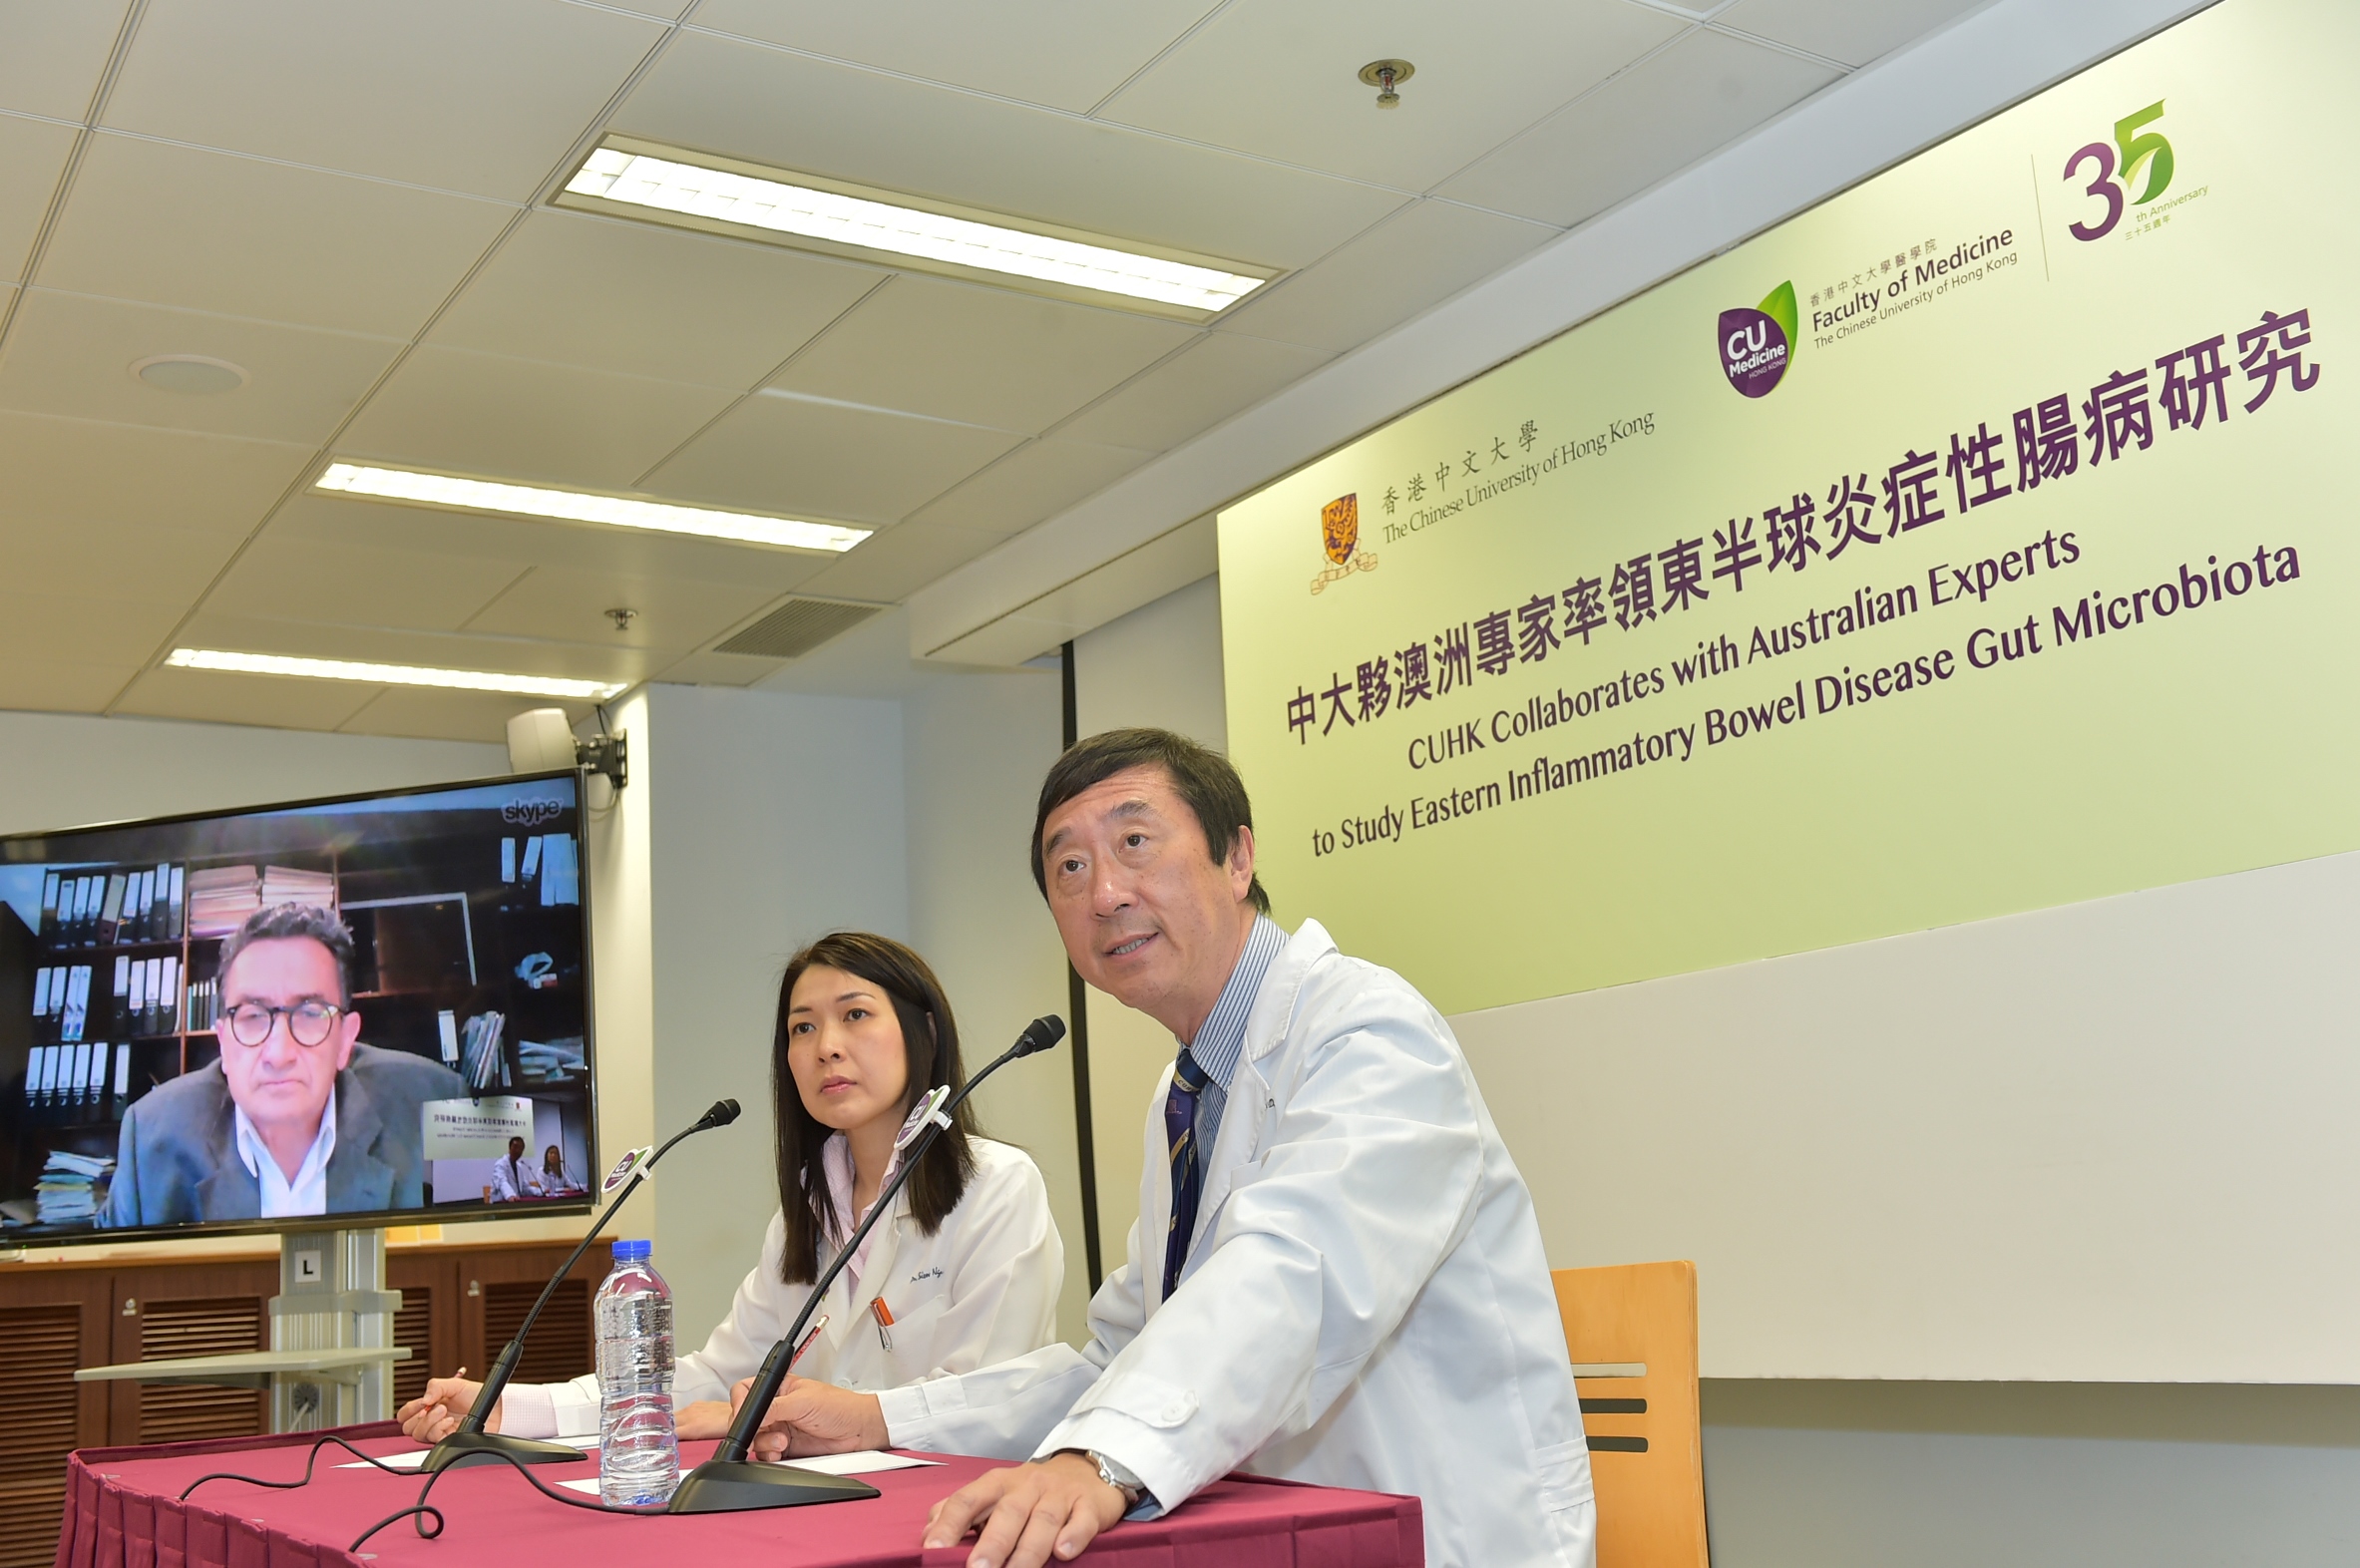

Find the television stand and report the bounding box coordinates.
[76,1226,409,1432]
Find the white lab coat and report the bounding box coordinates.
[876,921,1596,1568]
[517,1136,1063,1438]
[487,1156,544,1202]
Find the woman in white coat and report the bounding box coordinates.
[396,932,1064,1444]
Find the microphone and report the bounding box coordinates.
[667,1018,1065,1514]
[422,1099,741,1473]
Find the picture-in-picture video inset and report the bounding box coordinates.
[0,773,596,1241]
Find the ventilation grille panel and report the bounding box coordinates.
[137,1296,266,1443]
[392,1286,433,1409]
[484,1280,592,1384]
[0,1305,80,1568]
[716,597,883,660]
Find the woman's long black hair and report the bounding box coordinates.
[772,932,979,1284]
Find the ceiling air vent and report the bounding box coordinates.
[715,597,883,659]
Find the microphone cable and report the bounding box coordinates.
[350,1444,671,1552]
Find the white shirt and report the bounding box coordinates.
[231,1088,335,1218]
[500,1136,1062,1439]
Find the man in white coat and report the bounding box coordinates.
[747,728,1594,1568]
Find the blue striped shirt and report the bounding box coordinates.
[1183,915,1288,1158]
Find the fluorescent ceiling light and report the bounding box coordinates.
[560,141,1270,317]
[168,648,626,702]
[315,463,870,554]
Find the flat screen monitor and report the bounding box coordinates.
[0,772,596,1243]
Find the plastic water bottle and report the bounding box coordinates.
[595,1239,678,1505]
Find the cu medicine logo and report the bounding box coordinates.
[1718,281,1798,399]
[1311,493,1379,595]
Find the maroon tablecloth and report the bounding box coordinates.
[56,1423,1422,1568]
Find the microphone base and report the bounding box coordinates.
[666,1457,881,1513]
[422,1430,589,1472]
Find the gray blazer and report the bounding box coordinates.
[101,1043,468,1228]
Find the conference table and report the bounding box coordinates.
[55,1423,1424,1568]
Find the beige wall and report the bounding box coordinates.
[901,669,1089,1343]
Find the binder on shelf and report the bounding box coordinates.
[33,967,52,1031]
[114,1042,131,1100]
[437,1008,461,1067]
[520,836,543,882]
[168,864,186,940]
[500,837,517,884]
[98,874,127,945]
[128,960,148,1036]
[61,966,89,1043]
[111,956,130,1039]
[40,872,60,939]
[540,835,579,907]
[162,955,181,1035]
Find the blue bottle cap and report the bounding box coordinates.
[612,1239,651,1262]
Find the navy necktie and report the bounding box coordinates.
[1162,1048,1210,1300]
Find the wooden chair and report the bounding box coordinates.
[1552,1261,1710,1568]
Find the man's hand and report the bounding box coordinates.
[725,1373,888,1459]
[923,1451,1126,1568]
[397,1372,498,1444]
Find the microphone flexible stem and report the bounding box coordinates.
[458,1110,727,1435]
[710,1040,1033,1462]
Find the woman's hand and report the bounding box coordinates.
[674,1399,733,1439]
[397,1372,499,1443]
[727,1373,889,1458]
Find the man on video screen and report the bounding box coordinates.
[102,904,467,1227]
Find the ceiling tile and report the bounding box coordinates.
[178,610,656,686]
[1055,330,1333,450]
[612,30,1407,270]
[338,345,737,491]
[646,393,1023,525]
[0,656,139,715]
[1715,0,1985,68]
[41,134,514,336]
[1213,197,1560,353]
[1100,0,1687,191]
[788,520,1006,603]
[689,0,1216,114]
[278,489,839,592]
[0,409,312,533]
[1436,28,1840,227]
[772,274,1194,435]
[205,534,526,634]
[428,208,883,387]
[0,2,129,121]
[112,663,384,731]
[910,437,1155,534]
[0,289,402,443]
[1,515,243,605]
[0,114,76,283]
[462,564,780,651]
[101,0,665,201]
[337,685,588,744]
[7,589,193,662]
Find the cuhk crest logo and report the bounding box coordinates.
[1311,494,1377,594]
[1719,281,1798,398]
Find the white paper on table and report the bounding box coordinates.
[551,1450,942,1494]
[338,1434,597,1471]
[771,1450,943,1476]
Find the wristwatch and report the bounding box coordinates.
[1083,1449,1146,1509]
